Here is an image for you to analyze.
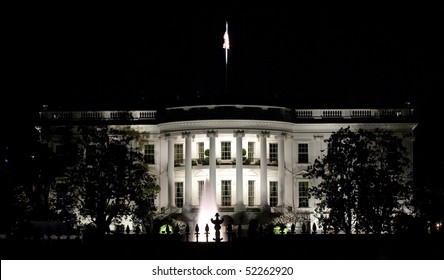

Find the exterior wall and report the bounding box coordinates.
[39,106,416,230]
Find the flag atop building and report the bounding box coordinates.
[223,21,230,50]
[223,21,229,66]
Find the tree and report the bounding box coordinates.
[305,127,411,234]
[57,125,160,238]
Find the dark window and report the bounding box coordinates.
[175,182,183,208]
[144,144,155,164]
[299,182,309,208]
[298,143,309,163]
[269,143,278,163]
[270,181,278,207]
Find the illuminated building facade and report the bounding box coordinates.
[38,104,416,232]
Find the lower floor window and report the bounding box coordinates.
[270,181,278,207]
[299,181,309,208]
[175,182,183,208]
[221,180,231,206]
[248,180,255,206]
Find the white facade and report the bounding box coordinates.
[40,105,416,231]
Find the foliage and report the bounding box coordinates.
[55,125,160,238]
[305,127,412,234]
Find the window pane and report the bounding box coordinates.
[270,181,278,207]
[144,144,155,164]
[299,182,309,208]
[298,143,309,163]
[221,142,231,160]
[269,143,278,163]
[175,182,183,208]
[248,180,255,206]
[197,142,204,161]
[221,180,231,206]
[198,180,204,205]
[174,144,183,165]
[248,142,255,161]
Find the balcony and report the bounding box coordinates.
[39,110,157,123]
[174,158,278,169]
[294,108,414,121]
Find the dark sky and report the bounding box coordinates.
[5,6,442,111]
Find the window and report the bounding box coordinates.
[248,142,255,161]
[269,143,278,163]
[198,180,204,205]
[248,180,255,206]
[298,143,309,163]
[174,144,183,166]
[144,144,155,164]
[270,181,278,207]
[197,142,204,161]
[299,182,309,208]
[175,182,183,208]
[221,180,231,206]
[221,142,231,160]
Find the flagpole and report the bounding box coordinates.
[225,47,228,93]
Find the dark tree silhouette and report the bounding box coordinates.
[57,125,160,239]
[305,127,412,234]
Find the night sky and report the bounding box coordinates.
[5,6,442,110]
[2,5,443,185]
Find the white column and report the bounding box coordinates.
[260,131,270,209]
[166,133,175,208]
[278,133,286,207]
[207,130,218,204]
[183,131,192,213]
[234,130,245,212]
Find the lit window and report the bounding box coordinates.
[248,142,255,161]
[144,144,155,164]
[248,180,255,206]
[298,143,309,163]
[299,182,309,208]
[175,182,183,208]
[221,180,231,206]
[198,180,204,205]
[197,142,204,161]
[270,181,278,207]
[174,144,183,166]
[221,142,231,160]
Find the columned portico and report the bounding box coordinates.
[234,130,245,212]
[182,131,192,213]
[207,130,218,204]
[260,131,270,210]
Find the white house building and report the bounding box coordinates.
[39,104,416,233]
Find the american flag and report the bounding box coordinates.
[223,21,230,49]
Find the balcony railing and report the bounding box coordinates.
[39,107,413,123]
[174,158,277,167]
[294,108,414,120]
[40,110,157,121]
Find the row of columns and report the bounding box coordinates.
[166,130,286,212]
